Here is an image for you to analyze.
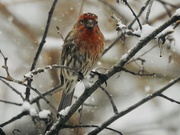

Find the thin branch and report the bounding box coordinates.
[127,44,157,64]
[23,65,81,83]
[64,124,123,135]
[159,94,180,105]
[99,86,118,114]
[0,111,29,127]
[76,105,83,135]
[0,99,22,106]
[32,116,43,135]
[79,0,85,15]
[0,76,57,114]
[30,84,61,104]
[0,50,11,78]
[121,0,142,29]
[161,2,172,17]
[156,0,178,8]
[0,128,6,135]
[0,51,25,84]
[98,0,125,19]
[128,0,152,29]
[25,0,58,101]
[23,84,57,114]
[87,76,180,135]
[102,36,122,56]
[74,95,96,107]
[45,9,180,135]
[145,0,154,24]
[56,26,64,41]
[122,68,155,76]
[0,78,24,100]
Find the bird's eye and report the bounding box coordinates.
[80,20,85,24]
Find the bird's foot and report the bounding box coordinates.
[91,71,107,86]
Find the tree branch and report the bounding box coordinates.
[0,99,22,106]
[25,0,58,101]
[0,111,29,127]
[45,10,180,135]
[99,86,118,114]
[64,124,123,135]
[128,0,152,29]
[87,76,180,135]
[158,94,180,105]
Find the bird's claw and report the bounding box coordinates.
[77,72,84,81]
[91,71,107,86]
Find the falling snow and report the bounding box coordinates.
[144,86,151,93]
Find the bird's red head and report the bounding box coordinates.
[75,13,98,29]
[79,13,98,21]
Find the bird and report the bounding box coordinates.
[58,12,105,112]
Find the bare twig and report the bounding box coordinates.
[23,84,57,114]
[98,0,124,19]
[0,128,6,135]
[32,116,43,135]
[156,0,178,8]
[0,50,11,78]
[0,51,25,84]
[0,76,57,114]
[102,36,122,56]
[56,26,64,41]
[120,0,142,29]
[30,84,61,104]
[64,124,123,135]
[128,0,152,29]
[76,105,83,135]
[99,86,118,114]
[1,51,80,84]
[159,94,180,105]
[0,99,22,106]
[79,0,85,15]
[25,0,58,101]
[127,44,157,64]
[0,111,29,127]
[161,2,172,17]
[145,0,154,24]
[0,52,81,113]
[122,68,155,76]
[0,78,24,100]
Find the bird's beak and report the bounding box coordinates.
[86,19,96,29]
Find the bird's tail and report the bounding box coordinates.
[58,89,74,112]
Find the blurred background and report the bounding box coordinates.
[0,0,180,135]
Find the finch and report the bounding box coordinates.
[58,12,105,112]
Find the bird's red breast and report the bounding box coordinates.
[73,13,105,59]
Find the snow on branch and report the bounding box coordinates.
[173,8,180,16]
[23,64,81,83]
